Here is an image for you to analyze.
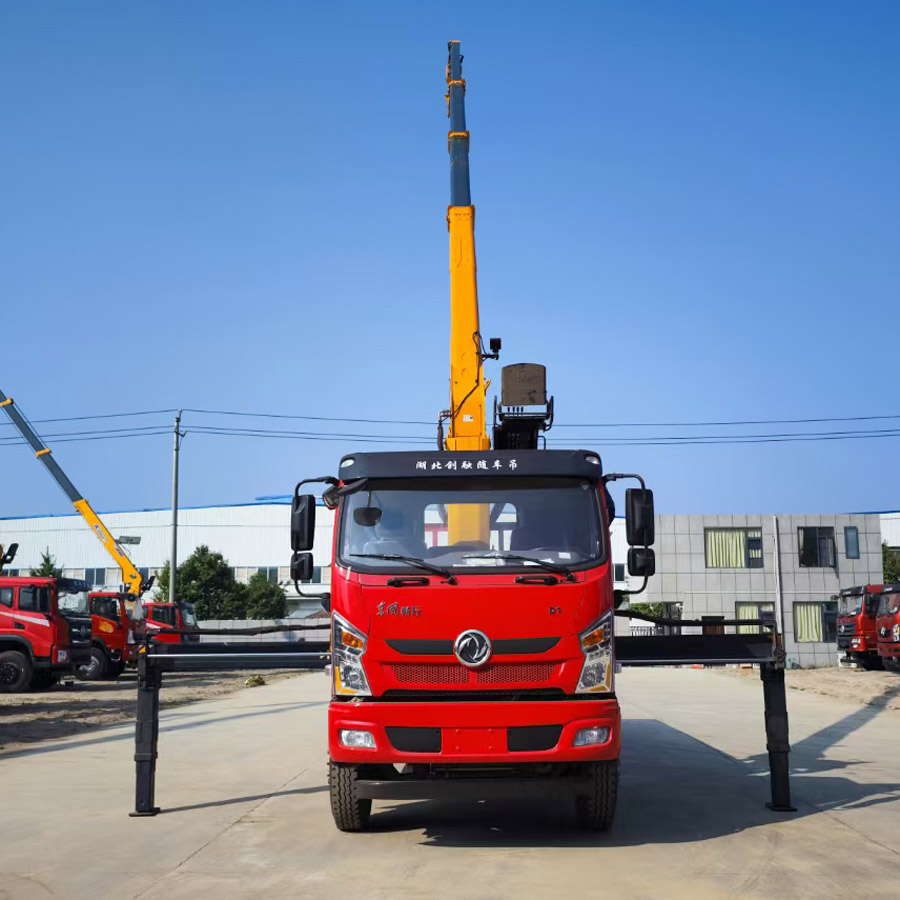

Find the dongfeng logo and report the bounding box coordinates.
[454,630,491,668]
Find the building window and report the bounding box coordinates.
[257,567,279,584]
[844,527,860,560]
[798,527,835,568]
[735,601,774,634]
[613,563,625,583]
[2,568,19,577]
[705,528,763,569]
[794,600,838,642]
[85,567,106,586]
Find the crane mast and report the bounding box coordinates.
[444,41,492,454]
[0,389,149,597]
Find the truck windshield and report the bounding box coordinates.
[839,595,863,616]
[878,593,900,616]
[338,477,603,572]
[58,587,89,615]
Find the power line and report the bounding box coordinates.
[0,408,177,428]
[553,413,900,428]
[183,407,434,426]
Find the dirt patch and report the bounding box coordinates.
[718,664,900,711]
[0,669,305,752]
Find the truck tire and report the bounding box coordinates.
[76,646,108,681]
[328,761,371,832]
[575,760,619,832]
[0,650,32,693]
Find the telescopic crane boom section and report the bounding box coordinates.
[445,41,491,455]
[0,389,149,596]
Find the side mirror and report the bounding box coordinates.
[625,488,655,546]
[290,551,314,583]
[627,547,656,578]
[291,494,316,552]
[1,542,18,566]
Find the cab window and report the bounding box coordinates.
[0,587,13,608]
[150,606,175,626]
[18,586,51,613]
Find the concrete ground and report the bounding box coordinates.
[2,667,900,899]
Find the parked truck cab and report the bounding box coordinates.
[875,585,900,673]
[292,450,654,832]
[138,601,199,645]
[837,585,885,669]
[0,576,93,691]
[73,591,137,680]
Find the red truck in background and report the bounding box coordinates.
[875,585,900,673]
[0,575,93,691]
[137,601,200,645]
[76,592,138,680]
[836,585,885,669]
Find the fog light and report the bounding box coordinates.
[850,638,861,649]
[573,726,610,747]
[339,729,376,749]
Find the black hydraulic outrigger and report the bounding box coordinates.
[131,623,330,817]
[615,609,796,812]
[131,616,795,817]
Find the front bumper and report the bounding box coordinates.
[329,697,620,764]
[878,641,900,660]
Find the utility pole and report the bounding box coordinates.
[169,411,184,604]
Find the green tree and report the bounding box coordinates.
[245,571,288,619]
[628,602,667,620]
[30,547,63,578]
[884,542,900,584]
[154,545,248,620]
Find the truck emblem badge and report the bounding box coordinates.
[454,629,491,668]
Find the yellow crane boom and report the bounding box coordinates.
[0,389,149,596]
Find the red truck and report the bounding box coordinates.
[0,575,93,691]
[291,450,654,832]
[836,585,885,669]
[73,592,138,680]
[875,585,900,673]
[138,601,200,645]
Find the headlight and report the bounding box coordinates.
[576,610,613,693]
[332,612,371,696]
[893,624,900,642]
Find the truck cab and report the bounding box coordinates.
[0,576,93,691]
[138,601,199,645]
[875,585,900,673]
[837,585,884,669]
[292,449,654,832]
[75,591,136,680]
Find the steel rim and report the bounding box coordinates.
[0,661,21,685]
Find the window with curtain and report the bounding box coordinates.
[736,601,774,634]
[794,600,838,642]
[798,527,835,567]
[844,527,860,560]
[705,528,764,568]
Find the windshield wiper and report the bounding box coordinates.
[350,553,457,584]
[463,552,577,582]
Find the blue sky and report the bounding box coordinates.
[1,0,898,519]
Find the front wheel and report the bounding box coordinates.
[328,761,372,832]
[575,760,619,832]
[0,650,32,693]
[76,646,108,681]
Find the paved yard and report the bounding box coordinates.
[1,667,899,899]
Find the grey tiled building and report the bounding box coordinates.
[635,514,883,668]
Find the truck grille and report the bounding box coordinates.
[387,662,556,686]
